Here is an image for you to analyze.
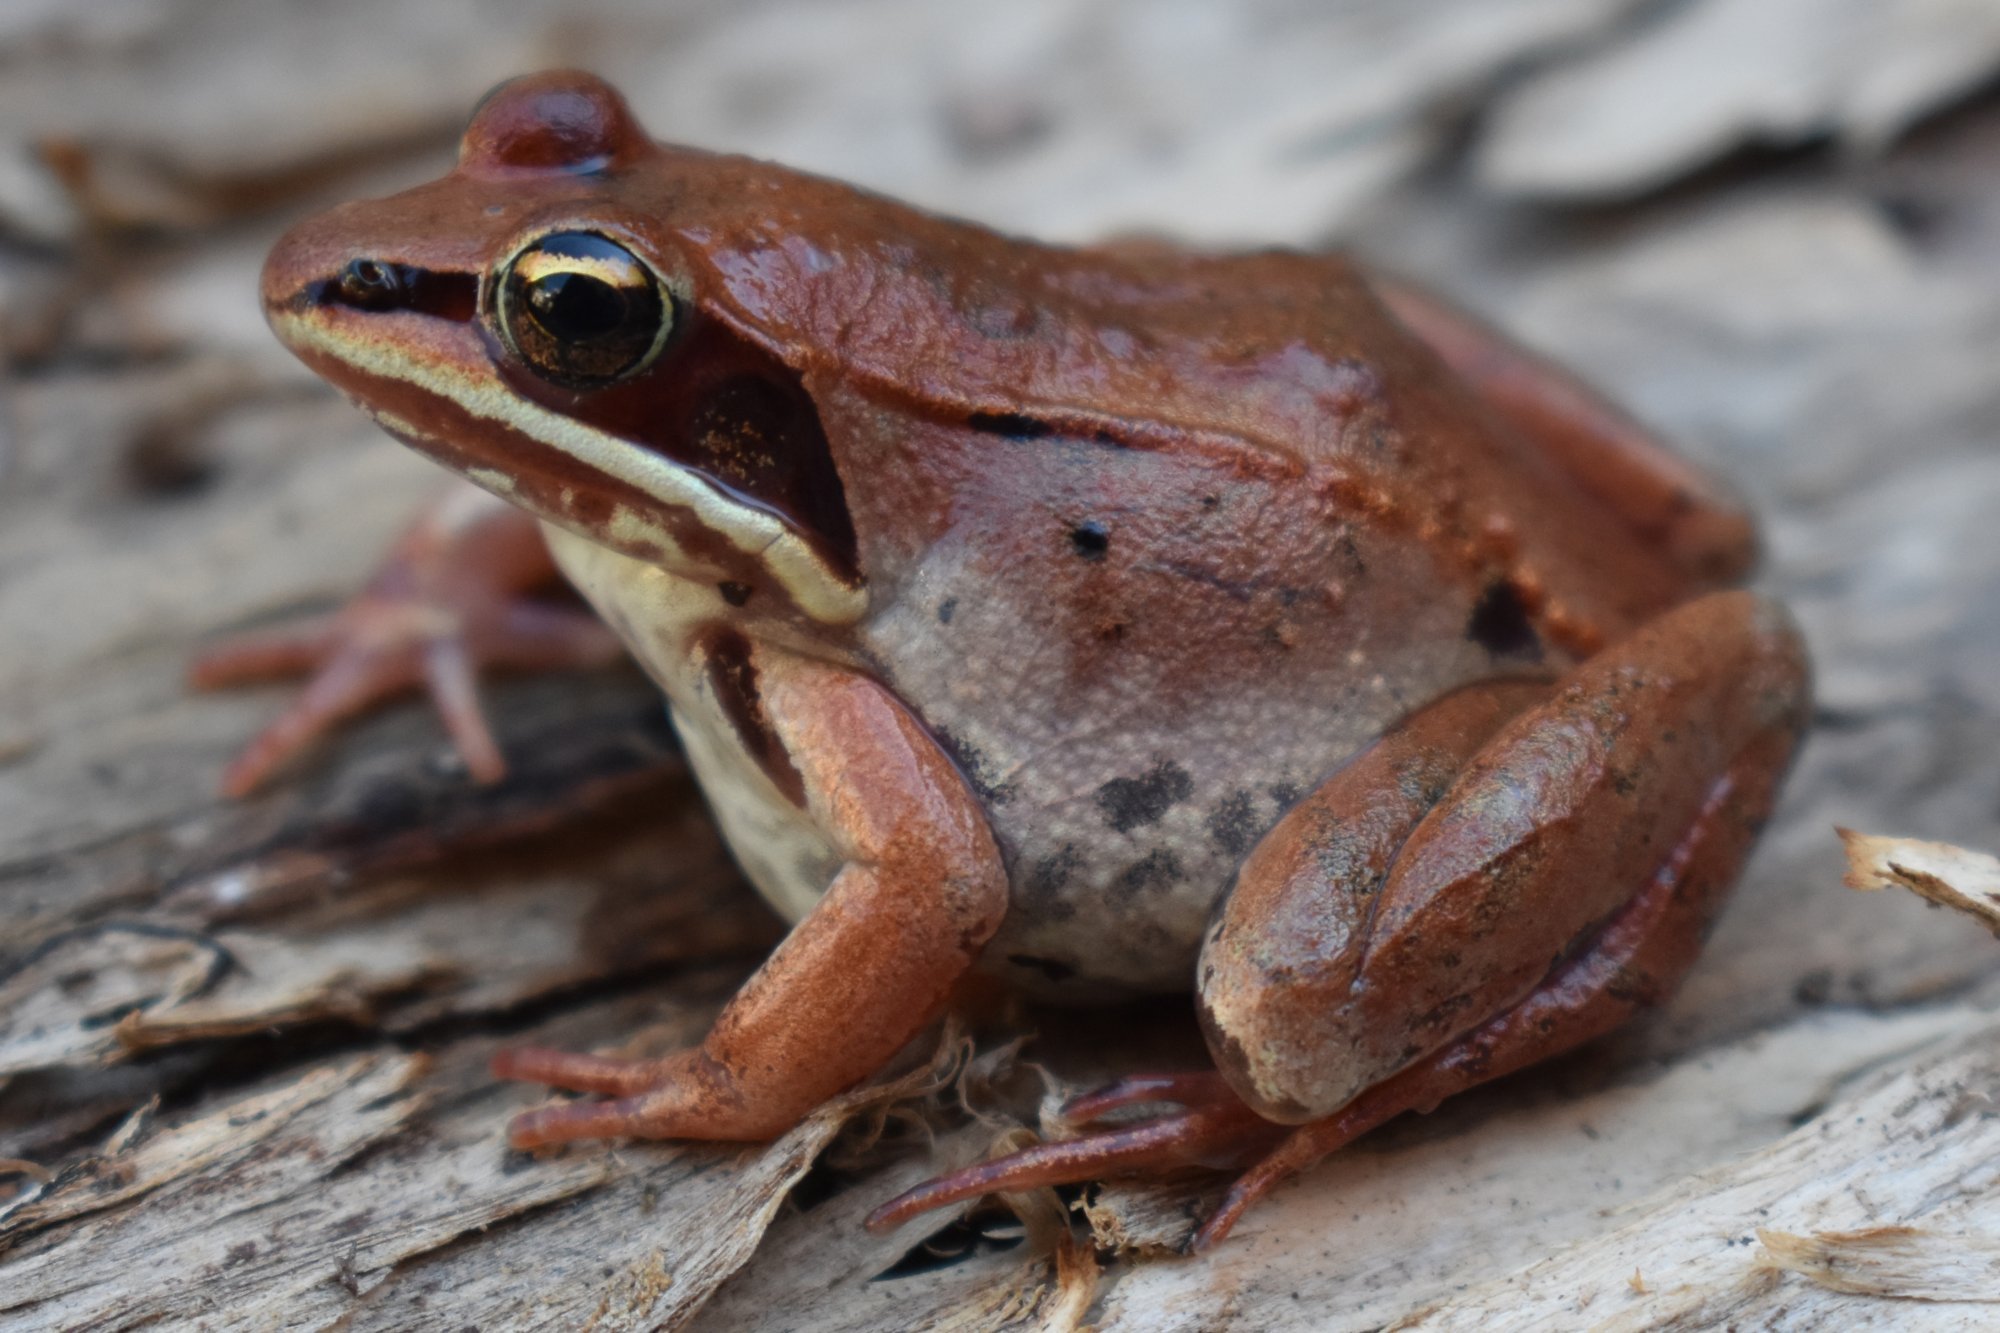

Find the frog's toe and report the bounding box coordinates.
[490,1045,667,1096]
[862,1080,1282,1238]
[188,614,342,687]
[496,1045,804,1146]
[198,622,435,798]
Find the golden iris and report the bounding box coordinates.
[497,232,671,387]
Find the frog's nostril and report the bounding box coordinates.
[338,258,403,309]
[301,261,479,323]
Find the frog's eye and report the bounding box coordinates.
[496,232,673,388]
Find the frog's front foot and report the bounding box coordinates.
[492,1045,798,1145]
[191,486,619,796]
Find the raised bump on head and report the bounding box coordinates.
[459,70,651,175]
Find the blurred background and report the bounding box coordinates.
[4,1,2000,1328]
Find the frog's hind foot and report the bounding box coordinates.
[862,1072,1284,1240]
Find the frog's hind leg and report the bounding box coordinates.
[1189,709,1798,1249]
[1371,273,1759,589]
[869,591,1807,1248]
[1202,591,1807,1128]
[868,749,1766,1247]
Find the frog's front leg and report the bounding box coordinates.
[496,655,1009,1144]
[870,590,1808,1246]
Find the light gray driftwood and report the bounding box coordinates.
[5,1,2000,1328]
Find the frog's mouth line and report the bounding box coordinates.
[271,300,866,626]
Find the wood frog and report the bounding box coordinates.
[198,71,1810,1249]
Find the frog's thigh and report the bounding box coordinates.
[1200,590,1809,1123]
[502,657,1008,1145]
[1371,273,1758,589]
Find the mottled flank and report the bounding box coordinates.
[1029,843,1081,896]
[931,726,1015,804]
[1206,789,1260,856]
[1096,760,1194,832]
[1024,843,1081,920]
[1113,847,1185,899]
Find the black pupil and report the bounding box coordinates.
[527,271,627,342]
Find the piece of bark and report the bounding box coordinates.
[1841,829,2000,933]
[1759,1225,2000,1301]
[1090,1005,1972,1331]
[1380,1021,2000,1329]
[0,0,1653,246]
[1479,0,2000,199]
[0,1002,976,1330]
[0,762,774,1079]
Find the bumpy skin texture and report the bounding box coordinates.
[224,69,1810,1246]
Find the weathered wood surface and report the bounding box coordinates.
[4,2,2000,1328]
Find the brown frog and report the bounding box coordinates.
[198,70,1810,1248]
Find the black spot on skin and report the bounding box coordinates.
[1334,532,1368,577]
[932,727,1014,805]
[1467,580,1543,660]
[1025,845,1081,917]
[1008,954,1077,984]
[1206,790,1260,857]
[1096,761,1194,833]
[937,597,958,624]
[1267,781,1302,810]
[1070,521,1111,560]
[968,410,1052,439]
[1112,848,1184,899]
[718,580,753,607]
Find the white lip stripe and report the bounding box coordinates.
[278,308,865,624]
